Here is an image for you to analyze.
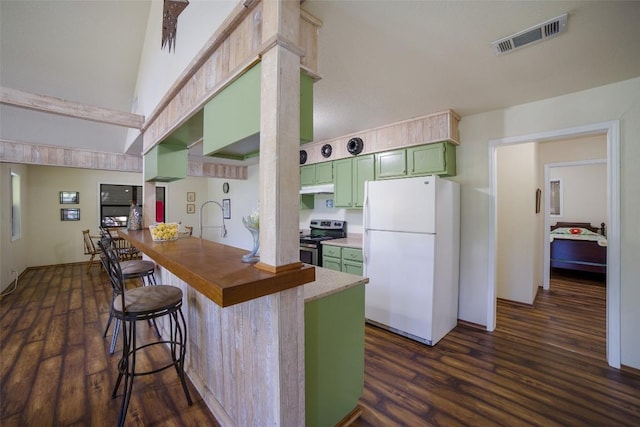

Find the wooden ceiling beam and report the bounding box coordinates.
[0,86,144,129]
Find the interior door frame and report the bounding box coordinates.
[543,158,607,290]
[488,120,620,368]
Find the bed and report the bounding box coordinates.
[550,221,607,274]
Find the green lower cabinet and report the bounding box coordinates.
[322,256,342,271]
[305,284,365,427]
[323,246,364,276]
[342,260,363,276]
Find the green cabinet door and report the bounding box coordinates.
[322,256,342,271]
[334,155,373,209]
[315,162,334,184]
[305,284,365,427]
[342,260,363,276]
[301,162,334,187]
[333,158,354,208]
[375,149,407,179]
[408,142,457,177]
[354,155,374,207]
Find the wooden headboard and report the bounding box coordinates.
[550,221,606,237]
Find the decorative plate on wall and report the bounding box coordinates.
[321,144,332,158]
[347,137,364,155]
[300,150,308,164]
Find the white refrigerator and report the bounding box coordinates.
[363,175,460,345]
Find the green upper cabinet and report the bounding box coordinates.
[300,164,317,186]
[333,158,353,208]
[334,155,374,208]
[144,142,188,182]
[315,162,333,184]
[407,142,456,177]
[203,62,314,160]
[375,149,407,179]
[300,73,314,143]
[301,162,333,187]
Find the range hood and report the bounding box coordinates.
[299,183,335,194]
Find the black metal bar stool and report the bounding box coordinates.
[98,238,192,427]
[99,230,158,354]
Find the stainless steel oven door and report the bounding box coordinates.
[300,244,318,266]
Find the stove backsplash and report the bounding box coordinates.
[299,193,363,235]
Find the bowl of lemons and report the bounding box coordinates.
[149,223,179,242]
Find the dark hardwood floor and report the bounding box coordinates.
[1,265,639,426]
[353,271,640,426]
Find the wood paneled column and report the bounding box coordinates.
[258,0,302,271]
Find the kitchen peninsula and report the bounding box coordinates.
[119,229,368,426]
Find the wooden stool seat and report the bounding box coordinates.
[113,285,183,316]
[120,260,155,279]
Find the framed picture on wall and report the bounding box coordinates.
[187,192,196,202]
[60,208,80,221]
[59,191,79,204]
[186,204,196,214]
[223,199,231,219]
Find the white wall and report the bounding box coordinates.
[201,164,260,251]
[549,163,606,226]
[0,163,29,292]
[299,193,364,234]
[457,76,640,369]
[24,166,142,267]
[496,142,539,304]
[126,0,238,148]
[538,133,607,227]
[0,163,256,285]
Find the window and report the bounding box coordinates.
[100,184,142,227]
[99,184,166,227]
[11,171,21,241]
[549,179,563,217]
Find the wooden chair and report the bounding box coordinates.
[98,238,192,426]
[82,230,102,273]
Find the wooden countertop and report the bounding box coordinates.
[321,233,363,249]
[118,229,315,308]
[303,267,368,303]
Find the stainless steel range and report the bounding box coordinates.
[300,219,347,267]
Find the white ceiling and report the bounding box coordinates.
[1,1,639,159]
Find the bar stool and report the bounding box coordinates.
[99,229,158,354]
[98,238,192,427]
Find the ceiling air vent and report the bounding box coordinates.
[492,13,568,55]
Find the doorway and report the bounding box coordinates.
[488,121,620,368]
[543,158,607,291]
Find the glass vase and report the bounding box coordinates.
[242,217,260,263]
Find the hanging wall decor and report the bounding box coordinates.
[162,0,189,52]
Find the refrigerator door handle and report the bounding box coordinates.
[363,181,369,265]
[363,181,370,231]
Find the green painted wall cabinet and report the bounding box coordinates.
[374,142,456,179]
[333,155,374,209]
[203,62,314,160]
[300,162,333,186]
[144,143,188,182]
